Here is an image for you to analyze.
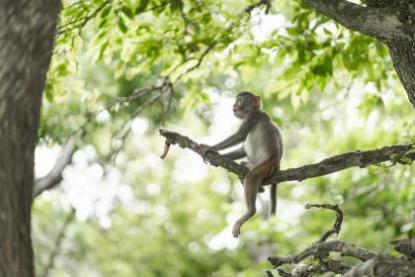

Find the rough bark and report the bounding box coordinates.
[388,37,415,107]
[0,1,61,276]
[305,0,406,41]
[304,0,415,110]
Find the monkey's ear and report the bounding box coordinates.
[254,96,261,108]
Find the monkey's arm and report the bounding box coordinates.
[222,147,246,160]
[210,119,255,151]
[210,132,246,151]
[198,135,245,165]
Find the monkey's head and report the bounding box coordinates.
[233,91,261,119]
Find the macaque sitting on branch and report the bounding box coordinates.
[198,91,283,237]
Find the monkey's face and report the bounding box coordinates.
[233,94,259,119]
[233,96,247,119]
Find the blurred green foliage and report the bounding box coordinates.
[33,0,415,276]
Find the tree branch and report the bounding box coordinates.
[33,136,77,197]
[269,238,415,276]
[33,78,173,198]
[159,129,415,185]
[304,0,406,42]
[267,204,415,276]
[269,240,376,267]
[245,0,272,14]
[305,203,343,243]
[391,238,415,258]
[343,256,415,277]
[41,207,76,277]
[57,0,110,36]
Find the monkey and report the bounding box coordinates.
[198,91,283,237]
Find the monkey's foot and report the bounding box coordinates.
[232,222,242,238]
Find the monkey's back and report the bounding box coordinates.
[244,119,282,169]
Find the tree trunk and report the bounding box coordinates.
[388,37,415,107]
[0,1,60,276]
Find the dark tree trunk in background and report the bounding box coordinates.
[0,1,60,276]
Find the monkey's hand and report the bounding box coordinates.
[197,144,218,166]
[232,220,243,238]
[240,161,248,167]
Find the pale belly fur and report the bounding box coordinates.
[243,121,281,169]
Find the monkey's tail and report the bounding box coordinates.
[270,183,278,216]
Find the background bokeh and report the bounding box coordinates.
[33,1,415,276]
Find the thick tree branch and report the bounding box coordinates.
[304,0,406,41]
[33,136,77,197]
[159,129,415,185]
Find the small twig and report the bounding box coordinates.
[305,203,343,242]
[57,0,110,36]
[160,141,171,159]
[106,92,164,162]
[41,208,76,277]
[137,0,173,14]
[245,0,272,14]
[173,41,218,82]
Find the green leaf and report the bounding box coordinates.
[399,157,413,165]
[45,82,54,102]
[323,28,332,36]
[286,27,299,36]
[101,6,111,18]
[311,64,327,76]
[118,17,128,33]
[135,0,149,14]
[121,5,134,19]
[98,18,107,28]
[170,0,183,13]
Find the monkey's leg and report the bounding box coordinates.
[232,170,264,238]
[240,161,265,193]
[233,159,275,237]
